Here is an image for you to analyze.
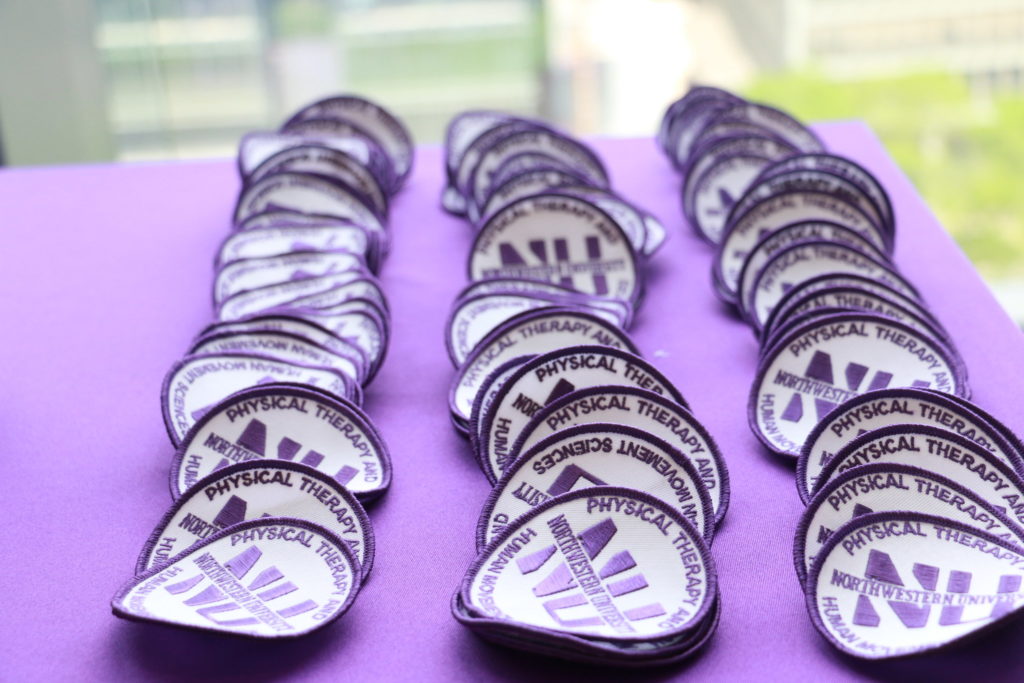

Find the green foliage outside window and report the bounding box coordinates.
[747,69,1024,278]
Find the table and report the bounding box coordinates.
[3,123,1023,681]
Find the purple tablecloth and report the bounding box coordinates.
[3,122,1023,681]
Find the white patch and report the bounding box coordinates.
[217,270,373,321]
[733,222,885,312]
[478,424,713,550]
[692,154,774,244]
[807,512,1024,659]
[450,309,635,423]
[511,387,727,521]
[233,172,384,237]
[745,241,915,327]
[750,313,964,457]
[197,317,370,385]
[468,194,641,305]
[798,389,1022,502]
[797,463,1024,584]
[214,251,365,305]
[113,518,360,639]
[139,461,373,579]
[217,223,373,270]
[716,190,887,310]
[283,95,412,182]
[478,346,684,483]
[813,425,1024,523]
[460,487,716,647]
[168,383,388,502]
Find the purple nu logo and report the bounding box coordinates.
[780,350,930,425]
[496,237,609,295]
[163,545,318,627]
[514,515,666,631]
[704,187,736,218]
[511,464,605,508]
[205,418,358,486]
[850,549,1021,629]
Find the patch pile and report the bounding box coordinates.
[443,111,728,665]
[661,86,1024,660]
[112,95,410,639]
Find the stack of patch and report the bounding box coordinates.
[442,111,728,666]
[111,95,409,639]
[793,387,1024,659]
[662,87,1024,660]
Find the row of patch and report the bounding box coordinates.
[162,95,413,444]
[658,86,994,662]
[441,112,724,665]
[657,87,969,458]
[788,387,1024,659]
[114,95,408,640]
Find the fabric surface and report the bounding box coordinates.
[2,123,1023,681]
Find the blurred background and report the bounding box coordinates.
[1,0,1021,324]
